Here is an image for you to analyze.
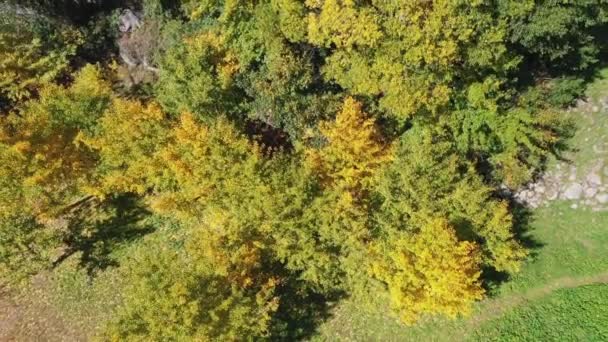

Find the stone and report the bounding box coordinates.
[546,189,559,201]
[119,9,142,33]
[563,183,584,200]
[569,173,577,181]
[587,173,602,186]
[597,193,608,204]
[585,187,598,198]
[576,99,588,108]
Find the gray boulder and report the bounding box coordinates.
[586,173,602,186]
[119,9,141,33]
[563,183,584,200]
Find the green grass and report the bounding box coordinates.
[472,284,608,341]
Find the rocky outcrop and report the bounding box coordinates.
[116,9,160,87]
[514,162,608,211]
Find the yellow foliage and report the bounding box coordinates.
[78,99,170,197]
[185,31,240,89]
[306,97,391,194]
[0,65,111,216]
[307,0,383,48]
[0,16,82,103]
[370,218,485,324]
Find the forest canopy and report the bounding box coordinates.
[1,0,607,339]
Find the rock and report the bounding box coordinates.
[593,106,600,113]
[569,173,577,181]
[535,185,546,194]
[597,193,608,204]
[576,99,588,107]
[585,187,598,198]
[571,203,578,209]
[119,9,142,33]
[546,189,559,201]
[563,183,584,200]
[587,173,602,186]
[603,167,608,177]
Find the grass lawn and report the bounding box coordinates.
[471,284,608,341]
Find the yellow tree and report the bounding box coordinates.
[299,97,393,290]
[305,0,517,119]
[78,99,171,197]
[370,218,485,324]
[0,64,112,218]
[306,97,391,195]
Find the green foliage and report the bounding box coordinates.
[0,9,82,107]
[503,0,608,71]
[154,27,241,117]
[375,126,526,272]
[0,65,112,218]
[105,242,279,341]
[520,77,587,109]
[444,106,566,187]
[308,0,518,119]
[0,213,60,287]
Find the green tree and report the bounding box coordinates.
[375,126,526,273]
[155,28,241,118]
[105,240,279,341]
[306,0,518,119]
[0,7,82,108]
[501,0,608,71]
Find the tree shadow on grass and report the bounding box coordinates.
[54,194,154,277]
[269,276,345,341]
[482,201,545,295]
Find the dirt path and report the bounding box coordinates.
[0,288,86,342]
[463,271,608,334]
